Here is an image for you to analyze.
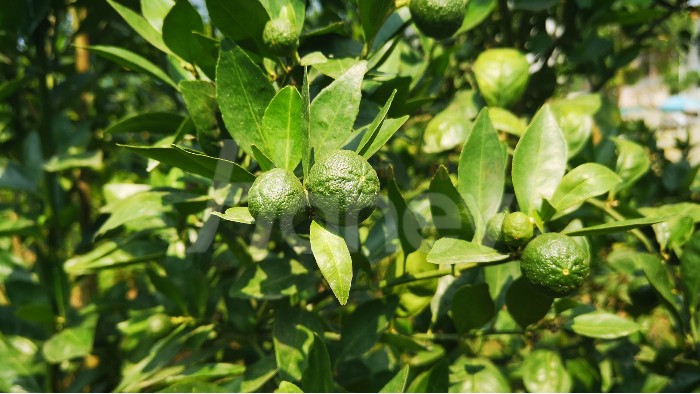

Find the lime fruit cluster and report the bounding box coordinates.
[520,233,590,298]
[306,150,380,226]
[248,168,309,227]
[409,0,467,39]
[502,211,534,249]
[262,17,299,56]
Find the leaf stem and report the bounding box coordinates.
[585,198,655,253]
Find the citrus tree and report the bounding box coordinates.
[1,0,699,392]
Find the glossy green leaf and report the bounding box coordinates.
[488,107,526,136]
[162,0,206,63]
[251,144,275,171]
[473,48,530,108]
[313,58,363,79]
[96,191,169,236]
[505,277,553,328]
[310,61,367,159]
[449,357,510,393]
[216,41,276,157]
[522,349,572,393]
[44,150,103,172]
[42,315,98,363]
[407,359,449,393]
[273,308,322,382]
[681,231,700,309]
[310,220,353,305]
[394,247,439,317]
[512,105,567,215]
[380,365,410,393]
[611,137,650,194]
[429,165,476,240]
[458,109,506,226]
[212,207,255,224]
[106,0,171,54]
[0,160,37,193]
[360,116,407,159]
[300,67,312,178]
[240,356,278,393]
[561,215,676,236]
[450,283,495,333]
[85,45,177,88]
[262,86,303,171]
[358,0,394,47]
[158,382,227,393]
[422,106,471,154]
[638,253,682,315]
[105,112,185,134]
[484,260,520,309]
[387,171,423,256]
[549,163,621,214]
[357,90,396,157]
[300,332,334,393]
[550,95,601,158]
[206,0,269,50]
[457,0,496,33]
[179,81,221,155]
[230,257,317,300]
[119,144,255,183]
[0,336,42,393]
[141,0,174,31]
[427,238,509,265]
[276,381,304,393]
[65,238,166,275]
[565,311,640,339]
[340,298,394,360]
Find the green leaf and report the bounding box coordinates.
[387,170,423,256]
[119,144,255,183]
[457,0,496,34]
[512,105,568,215]
[458,109,506,226]
[0,76,25,101]
[427,238,509,265]
[549,163,621,215]
[310,61,367,159]
[484,260,520,309]
[407,359,449,393]
[241,356,278,393]
[42,315,98,363]
[262,86,303,171]
[359,115,408,159]
[212,207,255,224]
[450,283,495,333]
[312,58,363,79]
[429,165,476,240]
[179,81,221,155]
[44,150,103,172]
[681,231,700,309]
[105,112,185,134]
[449,357,511,393]
[358,0,394,47]
[0,160,37,193]
[141,0,174,31]
[216,41,276,157]
[158,382,227,393]
[0,336,43,393]
[65,238,166,275]
[611,137,650,194]
[251,144,275,171]
[106,0,172,54]
[301,67,312,178]
[96,191,168,236]
[162,0,206,63]
[273,308,323,381]
[85,45,177,88]
[488,106,526,136]
[276,381,304,393]
[309,220,353,305]
[259,0,306,34]
[380,365,410,393]
[561,215,677,236]
[422,106,471,154]
[340,298,394,360]
[550,95,601,158]
[565,311,640,339]
[357,90,396,157]
[505,277,553,328]
[522,349,572,393]
[300,332,334,393]
[637,253,682,316]
[473,48,530,108]
[205,0,269,50]
[229,257,317,300]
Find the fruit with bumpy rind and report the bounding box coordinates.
[409,0,467,39]
[502,211,534,249]
[248,168,309,228]
[262,18,299,56]
[520,233,590,298]
[306,150,380,226]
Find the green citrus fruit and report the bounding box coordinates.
[520,233,590,298]
[409,0,467,39]
[262,17,299,56]
[306,150,380,226]
[248,168,309,227]
[484,211,507,249]
[146,313,172,337]
[502,211,534,249]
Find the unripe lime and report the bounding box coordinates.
[146,313,172,337]
[520,233,590,298]
[248,168,309,227]
[484,211,508,250]
[409,0,467,39]
[262,18,299,56]
[502,211,534,249]
[306,150,380,226]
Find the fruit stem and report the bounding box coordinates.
[586,198,655,253]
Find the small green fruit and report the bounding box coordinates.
[146,313,172,337]
[502,211,534,249]
[484,211,508,250]
[262,18,299,56]
[409,0,467,39]
[248,168,309,227]
[306,150,380,226]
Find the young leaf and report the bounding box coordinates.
[309,220,353,305]
[106,0,171,54]
[251,144,275,171]
[512,105,567,215]
[212,207,255,224]
[357,90,396,156]
[565,311,640,339]
[429,165,476,240]
[310,61,367,159]
[105,112,185,135]
[141,0,174,31]
[85,45,177,89]
[505,277,553,328]
[206,0,269,50]
[380,365,410,393]
[359,116,408,159]
[427,238,509,265]
[611,137,650,194]
[162,0,207,63]
[458,109,506,226]
[386,170,423,256]
[216,41,275,158]
[262,86,303,171]
[561,215,677,237]
[450,283,495,333]
[276,381,304,393]
[521,350,572,393]
[549,163,621,215]
[300,332,334,393]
